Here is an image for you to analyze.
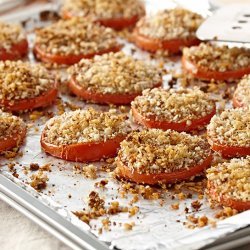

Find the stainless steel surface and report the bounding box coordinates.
[197,4,250,43]
[0,174,109,250]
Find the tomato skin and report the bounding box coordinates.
[0,83,58,112]
[133,29,200,53]
[0,39,28,61]
[33,44,121,65]
[116,154,212,185]
[207,181,250,211]
[182,56,250,81]
[62,10,142,30]
[132,106,216,132]
[41,132,126,162]
[68,77,162,105]
[98,15,141,30]
[207,136,250,158]
[0,127,26,153]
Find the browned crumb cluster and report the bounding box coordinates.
[185,214,210,228]
[207,108,250,147]
[132,87,215,122]
[69,52,162,94]
[136,8,203,40]
[119,182,161,200]
[35,18,119,56]
[30,171,48,191]
[0,61,54,100]
[234,74,250,107]
[74,191,131,226]
[0,21,26,51]
[215,207,238,219]
[117,129,211,174]
[183,43,250,72]
[206,156,250,202]
[43,108,131,145]
[82,164,98,179]
[61,0,145,19]
[0,111,26,141]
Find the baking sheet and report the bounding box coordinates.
[0,1,250,250]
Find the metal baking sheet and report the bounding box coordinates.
[0,1,250,250]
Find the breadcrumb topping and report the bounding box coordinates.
[0,61,54,100]
[131,87,215,122]
[207,108,250,147]
[0,21,26,51]
[0,111,26,140]
[207,156,250,202]
[61,0,145,19]
[136,8,203,40]
[69,52,162,94]
[35,18,119,56]
[234,75,250,107]
[117,129,211,174]
[43,108,131,145]
[183,43,250,72]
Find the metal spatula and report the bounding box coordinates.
[196,4,250,43]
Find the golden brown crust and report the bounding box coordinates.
[0,111,26,140]
[61,0,145,19]
[0,21,26,51]
[69,52,162,94]
[206,156,250,202]
[131,87,215,122]
[35,18,119,56]
[136,8,203,40]
[183,43,250,72]
[0,61,55,100]
[207,108,250,147]
[117,129,211,174]
[43,108,131,145]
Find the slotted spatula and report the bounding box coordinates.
[196,4,250,43]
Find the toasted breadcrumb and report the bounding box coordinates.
[207,108,250,147]
[30,171,48,191]
[136,8,203,40]
[117,129,211,174]
[0,111,26,141]
[0,61,54,101]
[132,87,215,122]
[35,18,119,56]
[0,21,26,51]
[206,157,250,202]
[43,108,131,145]
[61,0,145,19]
[82,164,97,179]
[183,43,250,72]
[69,52,162,94]
[234,75,250,107]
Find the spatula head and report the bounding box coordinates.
[196,4,250,43]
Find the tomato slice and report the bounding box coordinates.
[62,10,141,30]
[207,136,250,158]
[34,44,121,65]
[133,29,200,53]
[41,132,126,162]
[68,77,162,105]
[132,106,216,132]
[0,127,26,153]
[116,154,212,185]
[0,83,58,112]
[0,39,28,61]
[207,181,250,211]
[182,56,250,81]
